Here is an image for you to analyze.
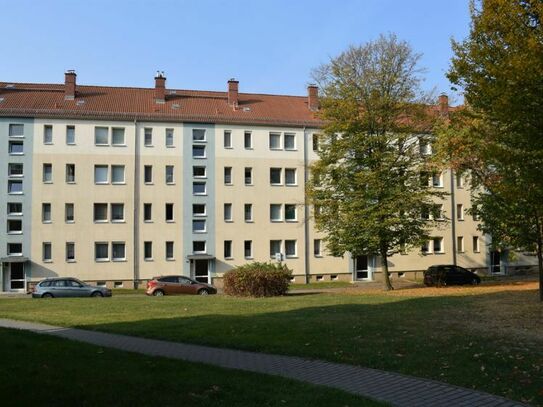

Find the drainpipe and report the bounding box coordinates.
[450,169,457,265]
[303,126,311,284]
[133,119,140,289]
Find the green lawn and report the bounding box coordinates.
[289,281,353,290]
[1,283,540,405]
[0,328,378,407]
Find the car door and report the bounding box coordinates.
[448,266,462,284]
[158,276,180,295]
[178,277,196,294]
[52,279,70,297]
[455,267,471,284]
[67,279,90,297]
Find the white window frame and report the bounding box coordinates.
[244,131,252,149]
[193,204,207,217]
[111,165,126,185]
[95,242,109,262]
[284,133,296,150]
[193,166,207,178]
[192,240,206,254]
[224,130,232,149]
[270,204,282,222]
[66,125,76,145]
[285,240,297,258]
[111,127,126,146]
[112,242,126,261]
[165,165,175,184]
[93,203,108,223]
[43,242,52,262]
[192,129,207,142]
[165,203,174,222]
[111,203,125,223]
[94,165,109,184]
[269,132,282,150]
[66,242,76,262]
[224,240,233,259]
[165,241,175,260]
[66,164,76,184]
[224,203,233,222]
[94,127,109,146]
[165,128,175,147]
[244,240,253,259]
[193,182,206,195]
[43,125,53,144]
[270,168,282,185]
[192,219,206,233]
[270,240,282,258]
[284,204,297,222]
[144,128,153,147]
[192,145,206,158]
[285,168,297,186]
[144,241,153,261]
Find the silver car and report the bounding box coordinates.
[32,278,112,298]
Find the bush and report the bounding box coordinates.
[223,262,292,297]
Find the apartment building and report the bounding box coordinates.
[0,72,534,291]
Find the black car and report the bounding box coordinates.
[424,265,481,286]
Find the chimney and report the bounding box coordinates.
[308,84,319,111]
[155,71,166,104]
[228,78,239,107]
[438,93,449,116]
[64,70,77,100]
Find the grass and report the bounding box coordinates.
[0,328,379,407]
[1,280,541,405]
[289,281,353,290]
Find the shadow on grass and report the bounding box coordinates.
[82,288,541,406]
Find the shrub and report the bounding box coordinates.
[223,262,292,297]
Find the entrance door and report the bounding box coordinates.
[193,260,209,284]
[9,263,25,291]
[355,256,370,280]
[490,251,501,274]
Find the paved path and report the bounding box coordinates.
[0,318,524,407]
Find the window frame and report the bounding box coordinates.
[95,242,109,262]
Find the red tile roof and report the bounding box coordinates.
[0,81,323,127]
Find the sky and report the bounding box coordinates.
[0,0,471,103]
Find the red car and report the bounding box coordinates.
[146,275,217,296]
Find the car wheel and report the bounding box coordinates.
[153,290,165,297]
[198,289,209,296]
[91,291,104,297]
[42,293,54,298]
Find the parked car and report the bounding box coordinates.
[424,265,481,286]
[146,275,217,296]
[32,278,112,298]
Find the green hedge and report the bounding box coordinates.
[223,262,292,297]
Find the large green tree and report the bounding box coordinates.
[441,0,543,299]
[308,34,444,290]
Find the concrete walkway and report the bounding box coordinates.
[0,318,524,407]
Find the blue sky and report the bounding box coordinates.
[0,0,470,103]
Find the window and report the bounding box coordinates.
[270,204,282,222]
[224,240,233,259]
[419,139,432,155]
[270,168,281,185]
[284,133,296,150]
[312,134,320,151]
[165,203,174,222]
[421,206,430,220]
[270,240,281,258]
[457,236,464,253]
[112,242,126,261]
[9,124,24,137]
[224,203,232,221]
[244,204,253,222]
[94,203,108,222]
[420,172,430,187]
[193,166,206,178]
[285,168,297,185]
[473,236,480,252]
[314,239,322,256]
[193,204,206,217]
[112,128,125,145]
[192,145,206,158]
[44,125,53,144]
[7,219,22,234]
[112,165,125,184]
[192,129,206,142]
[8,163,23,177]
[244,131,252,149]
[111,203,124,222]
[224,167,232,184]
[224,130,232,148]
[8,243,23,256]
[43,242,52,262]
[269,132,281,149]
[8,203,22,215]
[144,241,153,260]
[432,172,443,187]
[165,128,174,147]
[66,125,75,145]
[43,164,53,183]
[9,141,23,154]
[244,240,252,258]
[165,165,174,184]
[165,241,174,260]
[144,128,153,146]
[42,203,51,223]
[143,203,152,222]
[94,165,108,184]
[193,219,206,232]
[456,172,464,188]
[193,241,206,253]
[457,204,464,221]
[421,241,430,254]
[285,240,297,257]
[244,167,252,185]
[65,203,74,223]
[285,204,297,221]
[8,180,23,194]
[433,204,444,220]
[95,127,109,145]
[66,164,75,183]
[433,237,444,253]
[66,242,75,262]
[144,165,153,183]
[95,242,109,261]
[193,182,206,195]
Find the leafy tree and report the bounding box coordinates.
[441,0,543,299]
[308,34,445,290]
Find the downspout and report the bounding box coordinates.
[133,119,140,289]
[450,169,457,265]
[303,126,311,284]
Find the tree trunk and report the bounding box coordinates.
[537,217,543,302]
[380,245,394,291]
